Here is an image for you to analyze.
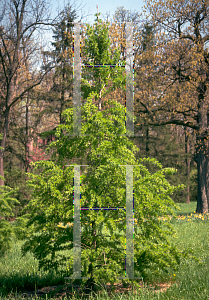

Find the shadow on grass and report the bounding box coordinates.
[0,271,66,298]
[2,278,176,300]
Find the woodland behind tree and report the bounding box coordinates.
[0,0,206,220]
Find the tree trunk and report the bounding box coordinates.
[146,127,149,158]
[195,81,209,213]
[98,94,102,111]
[60,65,65,124]
[184,127,191,203]
[0,106,11,186]
[0,152,4,186]
[195,134,209,213]
[25,91,30,173]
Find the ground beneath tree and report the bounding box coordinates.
[17,280,175,299]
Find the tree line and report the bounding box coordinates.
[0,0,207,216]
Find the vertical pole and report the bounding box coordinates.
[73,165,81,278]
[126,22,134,137]
[73,23,81,136]
[126,165,134,278]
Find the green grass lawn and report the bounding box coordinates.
[0,201,209,300]
[173,202,197,216]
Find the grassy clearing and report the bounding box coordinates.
[0,201,208,299]
[173,202,197,216]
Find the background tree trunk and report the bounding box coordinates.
[195,133,209,213]
[0,102,11,185]
[184,127,191,204]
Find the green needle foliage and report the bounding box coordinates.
[81,13,126,107]
[21,98,195,292]
[0,182,19,255]
[0,134,19,255]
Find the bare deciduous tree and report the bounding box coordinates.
[0,0,60,185]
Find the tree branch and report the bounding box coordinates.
[0,48,8,86]
[203,34,209,43]
[8,66,55,110]
[179,34,195,42]
[21,20,62,39]
[149,118,198,130]
[139,100,154,122]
